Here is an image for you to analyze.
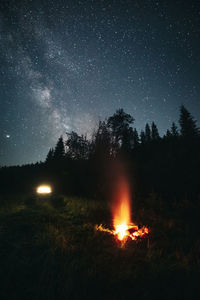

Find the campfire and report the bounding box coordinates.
[96,170,149,243]
[96,223,149,242]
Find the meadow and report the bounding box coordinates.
[0,194,199,300]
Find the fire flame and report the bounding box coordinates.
[112,177,131,240]
[112,177,148,241]
[96,172,149,243]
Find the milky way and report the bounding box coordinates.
[1,0,200,165]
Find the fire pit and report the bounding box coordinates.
[96,222,149,243]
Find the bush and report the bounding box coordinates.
[50,195,65,209]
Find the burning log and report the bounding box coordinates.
[96,223,149,243]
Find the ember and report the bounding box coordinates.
[96,222,149,243]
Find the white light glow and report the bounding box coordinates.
[36,185,52,194]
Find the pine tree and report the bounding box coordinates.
[140,130,146,145]
[91,121,111,160]
[165,129,172,139]
[45,148,54,163]
[133,128,139,148]
[54,136,65,160]
[145,123,151,143]
[151,122,160,140]
[170,122,179,137]
[179,105,199,138]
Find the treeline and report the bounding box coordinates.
[0,105,200,208]
[46,105,199,161]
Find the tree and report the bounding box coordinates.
[91,121,111,160]
[170,122,179,137]
[179,105,199,138]
[121,127,134,153]
[145,123,151,143]
[66,131,89,160]
[133,128,140,148]
[140,130,146,145]
[164,123,179,140]
[165,129,172,139]
[45,148,54,163]
[107,108,134,153]
[54,136,65,160]
[151,122,160,140]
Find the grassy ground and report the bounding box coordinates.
[0,194,199,300]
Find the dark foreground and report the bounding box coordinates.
[0,195,200,300]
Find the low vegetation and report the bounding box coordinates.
[0,194,199,299]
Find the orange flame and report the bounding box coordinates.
[96,170,149,243]
[112,177,131,240]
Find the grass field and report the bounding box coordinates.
[0,194,199,299]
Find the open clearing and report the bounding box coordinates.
[0,195,199,299]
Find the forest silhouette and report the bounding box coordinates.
[0,105,199,208]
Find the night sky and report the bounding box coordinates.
[1,0,200,166]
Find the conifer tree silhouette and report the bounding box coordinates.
[145,123,151,143]
[151,122,160,140]
[133,128,139,148]
[45,148,55,163]
[170,122,179,137]
[140,130,146,145]
[165,129,172,139]
[179,105,199,138]
[91,121,111,160]
[54,136,65,160]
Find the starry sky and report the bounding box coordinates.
[1,0,200,166]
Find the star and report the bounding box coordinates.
[0,0,199,165]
